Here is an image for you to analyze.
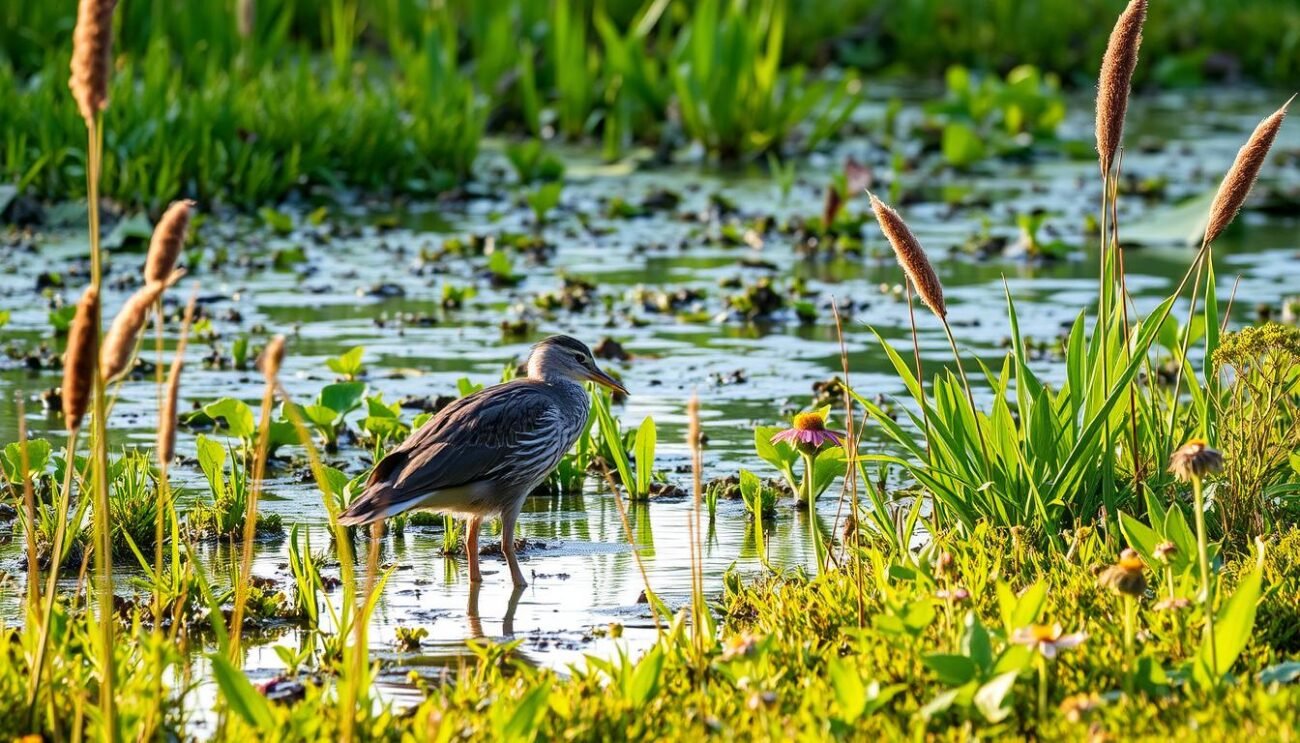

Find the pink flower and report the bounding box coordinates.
[1011,623,1086,659]
[771,411,845,452]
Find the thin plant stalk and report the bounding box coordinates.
[227,358,280,660]
[903,283,931,459]
[687,393,707,656]
[16,398,39,616]
[831,298,865,626]
[1191,473,1217,678]
[85,109,118,741]
[596,459,664,633]
[1123,595,1136,693]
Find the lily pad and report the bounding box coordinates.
[1120,189,1213,247]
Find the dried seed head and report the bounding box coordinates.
[145,200,195,284]
[62,286,100,431]
[158,294,196,469]
[1204,96,1292,245]
[257,335,286,383]
[100,282,165,382]
[68,0,119,126]
[1098,547,1148,597]
[1096,0,1147,175]
[157,355,183,467]
[1168,439,1225,482]
[868,193,946,318]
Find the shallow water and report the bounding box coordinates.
[1,89,1298,704]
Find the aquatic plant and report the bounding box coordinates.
[593,391,656,501]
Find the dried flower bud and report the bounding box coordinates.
[68,0,119,126]
[1168,439,1225,482]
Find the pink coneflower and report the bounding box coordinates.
[1011,623,1086,659]
[771,410,844,454]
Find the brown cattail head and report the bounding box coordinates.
[68,0,119,127]
[1095,0,1147,175]
[868,193,947,318]
[145,200,195,284]
[1203,96,1293,245]
[158,293,197,469]
[257,335,286,384]
[157,354,183,467]
[100,282,166,382]
[62,286,100,431]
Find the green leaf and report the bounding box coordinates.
[827,654,866,719]
[961,611,993,672]
[942,123,986,167]
[634,417,656,498]
[1195,550,1264,687]
[922,653,978,686]
[318,381,367,416]
[195,435,228,501]
[628,644,665,708]
[494,681,550,742]
[973,671,1018,723]
[203,398,257,440]
[326,346,365,378]
[1009,581,1047,631]
[2,438,52,482]
[209,654,276,730]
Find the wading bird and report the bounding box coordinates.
[339,335,627,586]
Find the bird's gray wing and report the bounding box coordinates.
[339,382,560,524]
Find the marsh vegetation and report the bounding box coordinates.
[2,0,1300,740]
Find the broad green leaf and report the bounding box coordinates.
[827,655,866,718]
[922,653,978,686]
[318,381,367,416]
[203,398,256,440]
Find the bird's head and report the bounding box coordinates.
[526,335,628,394]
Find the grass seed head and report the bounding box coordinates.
[62,286,100,431]
[100,282,165,382]
[868,193,946,319]
[1096,0,1147,175]
[68,0,119,126]
[145,200,195,284]
[1204,96,1292,245]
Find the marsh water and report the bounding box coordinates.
[1,91,1298,713]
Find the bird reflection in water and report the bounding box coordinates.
[466,582,526,640]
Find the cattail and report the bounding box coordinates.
[144,200,195,284]
[1095,0,1147,175]
[1203,96,1293,245]
[868,193,946,318]
[62,287,100,431]
[100,282,165,381]
[158,294,197,468]
[68,0,119,127]
[258,335,286,383]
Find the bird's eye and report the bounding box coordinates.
[573,353,587,365]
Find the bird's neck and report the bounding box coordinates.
[530,371,586,393]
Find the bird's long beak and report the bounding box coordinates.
[586,366,628,395]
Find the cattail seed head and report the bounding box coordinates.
[258,335,286,383]
[68,0,119,127]
[868,193,947,318]
[145,200,195,284]
[157,355,183,467]
[100,282,165,382]
[159,293,197,469]
[1203,96,1292,245]
[62,286,100,431]
[1096,0,1147,175]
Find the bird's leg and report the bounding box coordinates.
[501,507,527,587]
[466,516,482,584]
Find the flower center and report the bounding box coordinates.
[1118,555,1145,571]
[1029,624,1057,642]
[793,412,826,431]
